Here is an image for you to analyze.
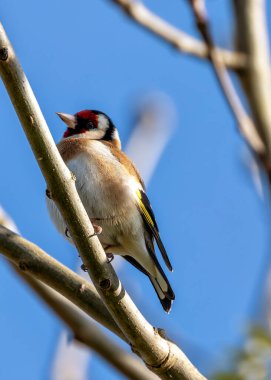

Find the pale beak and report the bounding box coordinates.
[56,112,76,129]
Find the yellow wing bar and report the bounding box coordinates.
[136,189,155,227]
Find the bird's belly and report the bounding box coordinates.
[67,153,140,246]
[46,147,143,253]
[67,154,133,220]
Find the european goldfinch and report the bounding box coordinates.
[46,109,175,312]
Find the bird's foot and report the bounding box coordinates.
[92,223,103,235]
[65,228,71,238]
[89,220,103,238]
[106,253,114,263]
[66,223,102,240]
[81,263,88,272]
[45,189,52,199]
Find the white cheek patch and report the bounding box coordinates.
[87,129,105,139]
[112,129,121,148]
[98,115,109,131]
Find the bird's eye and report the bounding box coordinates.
[86,121,94,129]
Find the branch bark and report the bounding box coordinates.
[20,274,158,380]
[232,0,271,167]
[0,225,123,339]
[0,208,156,379]
[109,0,246,70]
[0,23,206,379]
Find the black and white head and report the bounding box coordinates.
[57,109,121,148]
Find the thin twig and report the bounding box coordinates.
[188,0,265,156]
[0,23,206,380]
[109,0,246,70]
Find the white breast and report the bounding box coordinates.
[46,140,141,240]
[70,141,135,217]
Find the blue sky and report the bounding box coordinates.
[0,0,270,379]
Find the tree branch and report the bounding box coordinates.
[108,0,246,70]
[0,23,205,379]
[0,208,156,379]
[20,274,158,380]
[188,0,265,156]
[232,0,271,168]
[0,225,123,339]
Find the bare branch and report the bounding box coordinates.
[0,208,156,379]
[232,0,271,167]
[20,275,158,380]
[0,224,123,339]
[0,23,206,379]
[109,0,246,70]
[188,0,265,155]
[0,208,153,379]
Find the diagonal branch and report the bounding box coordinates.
[108,0,246,70]
[0,208,157,380]
[188,0,265,156]
[0,23,205,379]
[20,274,158,380]
[0,224,123,339]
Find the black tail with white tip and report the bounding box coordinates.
[124,255,175,313]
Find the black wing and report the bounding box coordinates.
[135,189,173,272]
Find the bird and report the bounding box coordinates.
[46,109,175,312]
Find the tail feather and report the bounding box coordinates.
[144,229,175,311]
[150,265,175,313]
[154,262,175,300]
[124,255,175,313]
[150,277,173,313]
